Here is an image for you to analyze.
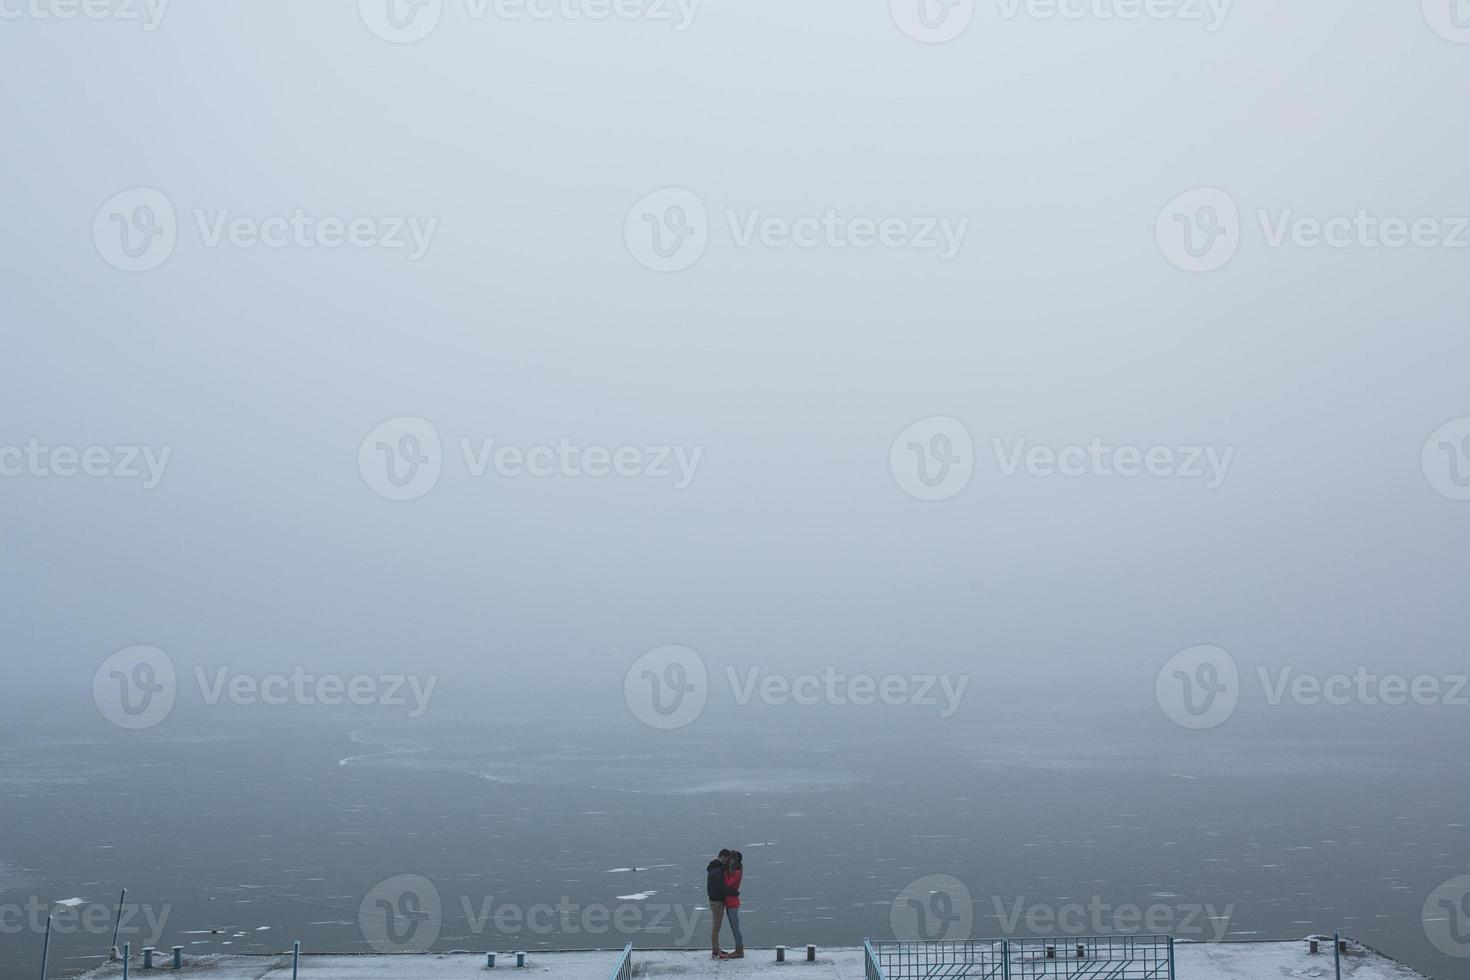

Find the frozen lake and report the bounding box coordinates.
[5,696,1468,979]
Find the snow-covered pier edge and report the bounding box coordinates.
[76,939,1440,980]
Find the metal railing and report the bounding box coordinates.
[866,937,1174,980]
[869,939,1008,980]
[1008,936,1173,979]
[866,939,888,980]
[609,943,634,980]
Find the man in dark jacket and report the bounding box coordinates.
[707,849,731,958]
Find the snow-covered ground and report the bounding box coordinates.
[76,941,1436,980]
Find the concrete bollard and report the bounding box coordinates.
[173,946,183,970]
[143,947,156,970]
[776,947,786,963]
[807,945,816,962]
[487,953,497,968]
[516,952,526,968]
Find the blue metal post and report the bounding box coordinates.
[173,946,183,970]
[1002,939,1011,980]
[39,914,53,980]
[488,953,497,968]
[1334,932,1341,980]
[124,943,131,980]
[110,889,128,958]
[293,940,301,980]
[1167,936,1175,980]
[607,943,633,980]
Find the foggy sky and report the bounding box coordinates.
[2,0,1467,713]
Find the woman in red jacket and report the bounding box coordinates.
[723,851,745,959]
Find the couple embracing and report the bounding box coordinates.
[704,848,745,959]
